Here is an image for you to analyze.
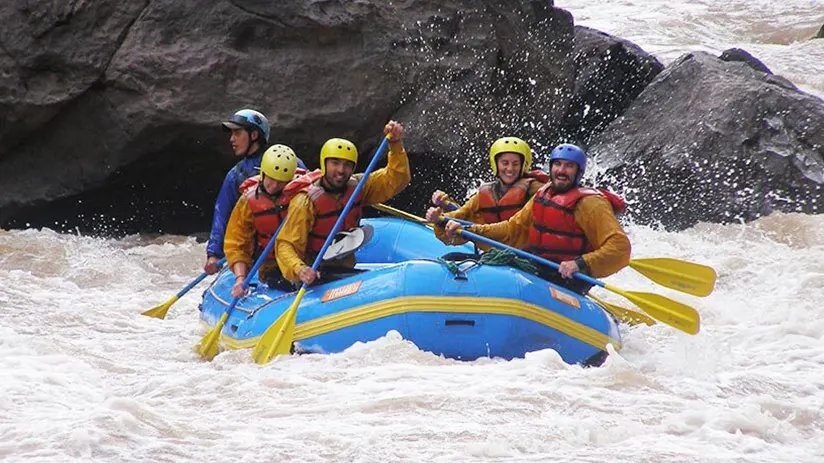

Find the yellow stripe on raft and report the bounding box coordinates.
[208,295,621,353]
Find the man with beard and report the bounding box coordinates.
[424,137,547,251]
[276,121,411,286]
[204,109,307,275]
[444,143,629,294]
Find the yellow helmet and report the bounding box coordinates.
[320,138,358,176]
[488,137,532,176]
[260,144,298,182]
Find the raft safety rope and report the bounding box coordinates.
[438,248,538,276]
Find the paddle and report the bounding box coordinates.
[628,258,715,297]
[141,257,226,319]
[588,294,656,327]
[251,134,393,365]
[446,226,700,334]
[195,222,285,361]
[381,202,717,297]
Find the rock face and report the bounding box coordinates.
[561,26,663,144]
[0,0,578,234]
[3,1,822,235]
[588,51,824,230]
[718,48,772,74]
[0,1,150,155]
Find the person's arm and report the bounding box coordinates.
[359,142,411,205]
[206,167,241,258]
[275,193,316,283]
[223,195,256,271]
[432,194,480,245]
[574,196,631,278]
[464,196,535,246]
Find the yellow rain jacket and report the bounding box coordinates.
[434,179,544,250]
[468,195,630,278]
[276,141,411,283]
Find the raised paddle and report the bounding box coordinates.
[141,257,226,319]
[438,202,717,296]
[446,225,701,334]
[195,222,285,361]
[252,134,393,365]
[369,203,655,326]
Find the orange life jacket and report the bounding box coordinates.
[240,169,312,258]
[303,176,362,256]
[526,185,626,263]
[476,170,549,223]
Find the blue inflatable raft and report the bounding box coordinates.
[198,217,621,364]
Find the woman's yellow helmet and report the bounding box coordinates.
[488,137,532,176]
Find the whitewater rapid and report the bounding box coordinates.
[3,1,824,461]
[2,212,823,462]
[560,0,824,98]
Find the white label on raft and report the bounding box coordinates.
[549,287,581,309]
[322,281,363,303]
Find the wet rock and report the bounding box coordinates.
[0,0,576,234]
[0,1,149,157]
[719,48,772,74]
[561,26,663,144]
[589,51,824,230]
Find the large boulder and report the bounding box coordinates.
[0,0,576,234]
[589,51,824,230]
[560,26,663,144]
[0,1,149,155]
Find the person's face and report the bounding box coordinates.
[550,159,579,192]
[324,158,356,189]
[496,152,523,186]
[262,175,288,196]
[229,128,250,156]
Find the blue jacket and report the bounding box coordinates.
[207,153,307,257]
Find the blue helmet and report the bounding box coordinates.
[222,109,270,142]
[549,143,587,185]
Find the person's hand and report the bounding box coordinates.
[231,278,248,298]
[444,220,463,239]
[558,260,580,279]
[384,120,404,143]
[431,190,448,207]
[425,207,443,223]
[204,256,221,275]
[298,266,321,286]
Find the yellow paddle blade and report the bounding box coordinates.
[140,295,179,319]
[606,285,701,335]
[372,203,432,227]
[251,287,305,365]
[629,258,717,297]
[194,312,228,361]
[588,294,656,327]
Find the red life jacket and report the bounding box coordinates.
[526,185,626,263]
[241,169,312,258]
[476,170,549,223]
[303,176,362,256]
